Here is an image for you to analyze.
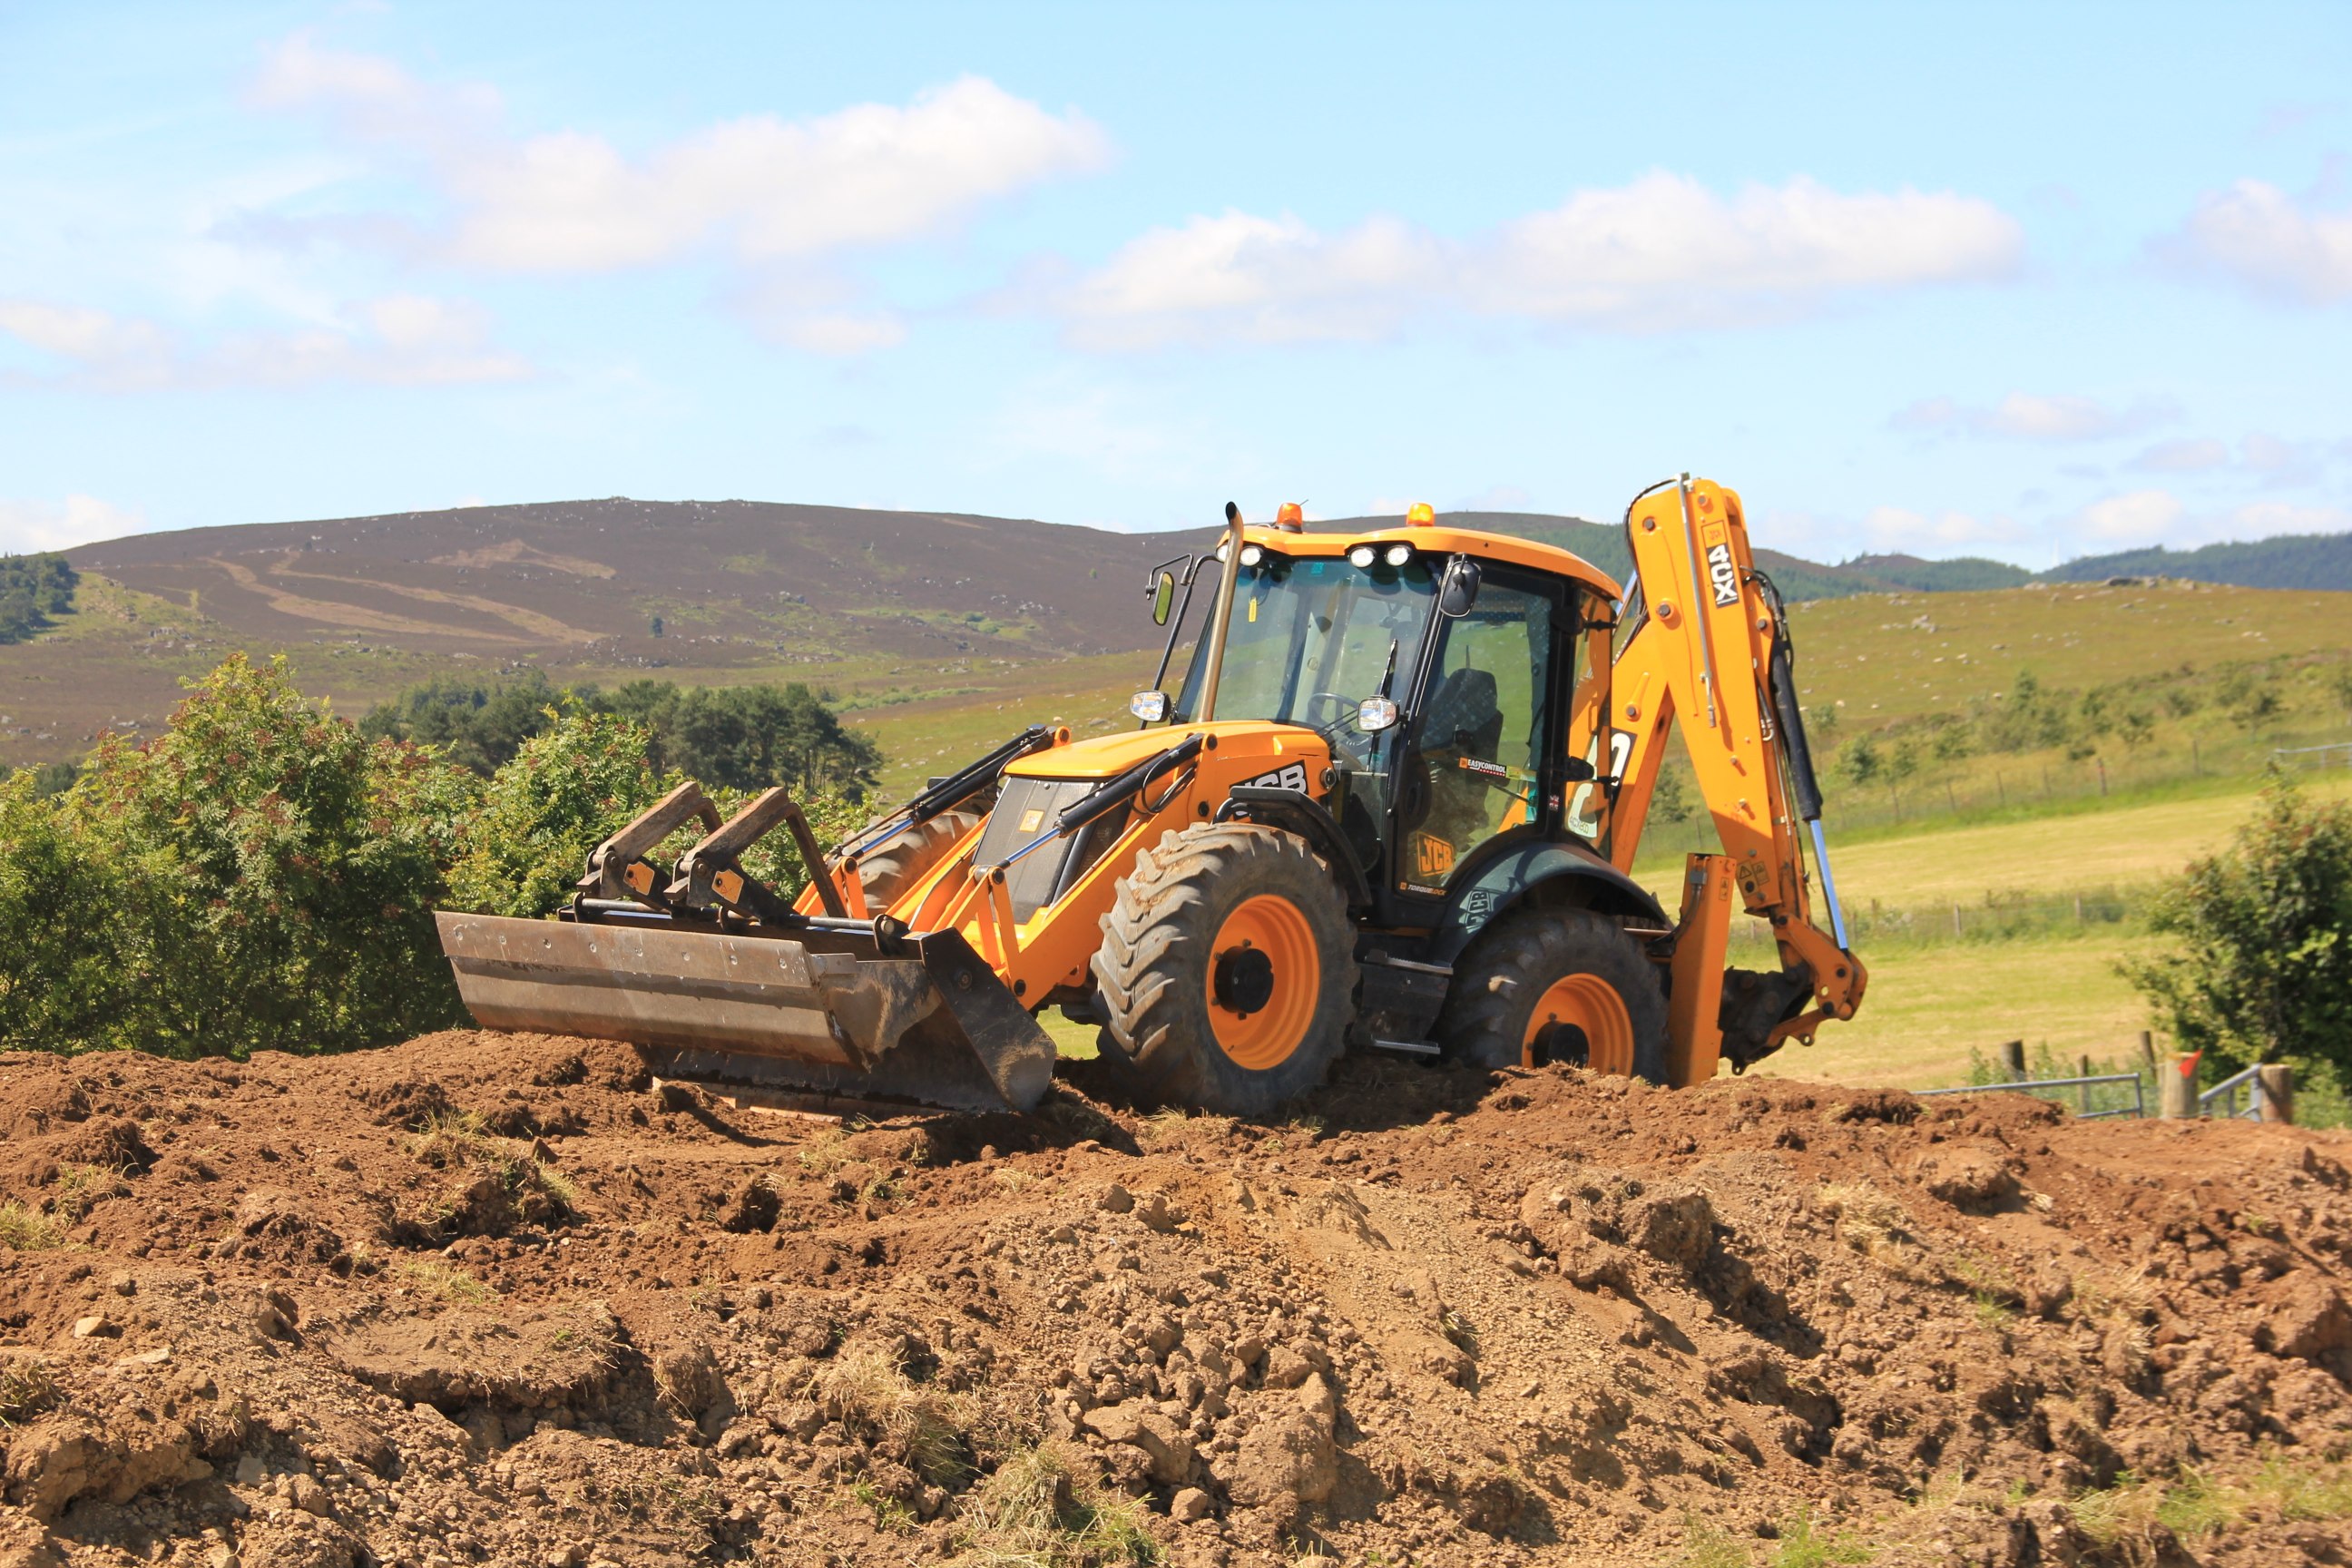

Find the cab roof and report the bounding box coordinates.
[1240,522,1623,601]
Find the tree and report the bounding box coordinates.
[446,706,671,919]
[1842,733,1882,787]
[0,553,77,642]
[2124,774,2352,1085]
[62,653,478,1057]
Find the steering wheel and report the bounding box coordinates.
[1302,691,1353,726]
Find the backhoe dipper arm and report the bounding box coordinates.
[1605,475,1867,1073]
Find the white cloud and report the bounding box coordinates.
[2071,488,2188,544]
[0,495,146,554]
[2129,436,2230,472]
[1059,172,2021,348]
[0,293,529,389]
[250,36,1107,353]
[1893,391,2173,443]
[1857,505,2024,548]
[2055,489,2352,551]
[2156,178,2352,303]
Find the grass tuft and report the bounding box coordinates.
[0,1355,58,1426]
[0,1201,66,1252]
[1674,1514,1752,1568]
[50,1162,129,1221]
[2074,1452,2352,1547]
[405,1108,576,1221]
[956,1442,1159,1566]
[1769,1505,1872,1567]
[810,1349,974,1487]
[395,1259,494,1304]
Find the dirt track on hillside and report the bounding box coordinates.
[3,1034,2349,1567]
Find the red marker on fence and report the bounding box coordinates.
[2177,1049,2203,1079]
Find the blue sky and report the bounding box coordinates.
[2,1,2347,566]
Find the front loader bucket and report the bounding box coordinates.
[436,913,1055,1113]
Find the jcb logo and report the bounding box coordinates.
[1413,832,1455,877]
[1707,542,1740,607]
[1239,762,1309,793]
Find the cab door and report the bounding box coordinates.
[1386,565,1566,919]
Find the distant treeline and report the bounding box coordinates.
[0,554,77,642]
[1341,513,2352,601]
[2045,530,2352,592]
[358,671,883,797]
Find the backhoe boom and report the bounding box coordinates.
[1607,475,1867,1076]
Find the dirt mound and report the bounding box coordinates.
[2,1033,2349,1566]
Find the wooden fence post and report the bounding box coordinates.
[2078,1054,2093,1113]
[1999,1040,2026,1080]
[2137,1031,2157,1080]
[2258,1063,2295,1125]
[2161,1053,2200,1119]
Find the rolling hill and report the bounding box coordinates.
[3,497,2346,791]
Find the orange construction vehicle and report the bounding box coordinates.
[436,475,1866,1115]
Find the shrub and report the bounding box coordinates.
[445,705,670,919]
[60,653,477,1057]
[2125,774,2352,1085]
[0,770,122,1051]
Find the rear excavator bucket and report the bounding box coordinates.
[435,780,1055,1113]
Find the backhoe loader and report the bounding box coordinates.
[436,475,1867,1116]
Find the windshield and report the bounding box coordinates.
[1172,554,1436,761]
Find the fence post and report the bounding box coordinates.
[2078,1054,2093,1113]
[1999,1040,2026,1079]
[1952,903,1963,938]
[2258,1063,2295,1125]
[2160,1053,2200,1119]
[2137,1030,2157,1080]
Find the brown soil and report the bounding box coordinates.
[2,1034,2349,1568]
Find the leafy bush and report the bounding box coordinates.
[0,654,891,1057]
[2125,774,2352,1086]
[0,770,122,1050]
[445,705,671,919]
[59,653,478,1056]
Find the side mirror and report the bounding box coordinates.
[1150,569,1176,626]
[1438,555,1483,618]
[1131,691,1171,723]
[1357,695,1400,732]
[1561,757,1595,782]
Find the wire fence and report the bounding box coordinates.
[1721,884,2147,950]
[1916,1071,2146,1120]
[2274,740,2352,772]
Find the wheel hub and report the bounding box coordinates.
[1212,944,1276,1017]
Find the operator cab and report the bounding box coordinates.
[1139,505,1622,930]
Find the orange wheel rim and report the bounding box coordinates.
[1204,894,1321,1071]
[1524,974,1634,1074]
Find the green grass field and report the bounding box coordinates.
[1642,772,2352,1090]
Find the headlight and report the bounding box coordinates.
[1384,543,1413,566]
[1347,544,1377,569]
[1131,691,1170,722]
[1240,544,1263,566]
[1215,541,1230,562]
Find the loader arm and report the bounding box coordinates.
[1604,475,1866,1079]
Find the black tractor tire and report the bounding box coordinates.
[1436,908,1670,1083]
[1091,822,1358,1117]
[844,810,982,913]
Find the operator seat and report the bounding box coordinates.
[1400,666,1503,848]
